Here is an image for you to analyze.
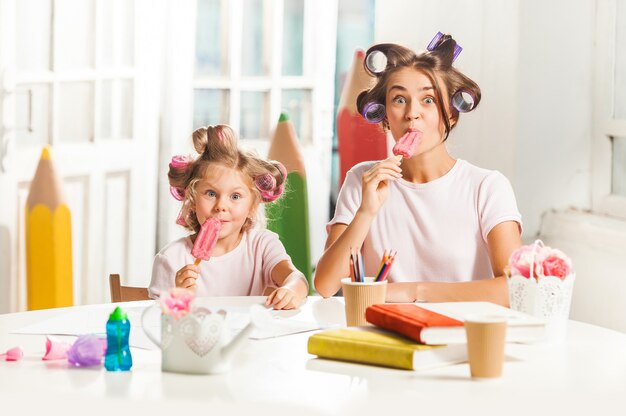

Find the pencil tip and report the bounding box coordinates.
[41,145,51,160]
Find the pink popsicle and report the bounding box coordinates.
[392,130,422,159]
[192,217,222,265]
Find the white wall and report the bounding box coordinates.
[375,1,626,332]
[375,0,594,239]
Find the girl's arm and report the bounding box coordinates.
[386,221,522,306]
[265,260,309,310]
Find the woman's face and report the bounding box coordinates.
[384,68,453,156]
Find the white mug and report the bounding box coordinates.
[142,304,254,375]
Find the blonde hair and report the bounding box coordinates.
[169,125,286,233]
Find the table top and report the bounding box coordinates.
[1,296,625,416]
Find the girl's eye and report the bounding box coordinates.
[392,96,406,104]
[231,193,241,200]
[206,190,216,197]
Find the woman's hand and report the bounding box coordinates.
[359,157,402,216]
[265,287,302,310]
[175,264,199,292]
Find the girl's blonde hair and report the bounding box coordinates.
[357,35,481,140]
[169,125,286,233]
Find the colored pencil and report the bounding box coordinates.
[26,146,73,310]
[266,112,312,293]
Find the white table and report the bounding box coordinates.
[1,296,625,416]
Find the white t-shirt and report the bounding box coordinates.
[149,228,290,299]
[328,159,522,283]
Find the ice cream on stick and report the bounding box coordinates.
[392,130,422,160]
[192,217,222,265]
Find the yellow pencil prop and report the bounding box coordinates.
[25,146,73,310]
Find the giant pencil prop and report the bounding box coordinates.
[25,146,73,310]
[266,113,312,293]
[337,49,387,186]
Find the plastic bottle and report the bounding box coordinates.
[104,306,133,371]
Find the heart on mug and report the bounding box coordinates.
[179,307,225,357]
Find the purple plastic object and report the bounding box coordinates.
[362,102,386,124]
[426,31,462,63]
[451,90,476,113]
[67,335,106,367]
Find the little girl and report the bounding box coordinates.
[149,125,308,310]
[315,34,523,305]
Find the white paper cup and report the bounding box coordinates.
[341,277,387,327]
[464,315,507,379]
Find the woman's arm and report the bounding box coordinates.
[315,158,403,298]
[386,221,522,306]
[265,260,309,309]
[313,213,375,298]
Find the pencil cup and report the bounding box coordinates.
[464,316,507,379]
[341,277,387,327]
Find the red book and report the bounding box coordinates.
[366,304,463,344]
[366,302,546,345]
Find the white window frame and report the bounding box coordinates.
[592,0,626,219]
[188,0,337,266]
[192,0,332,155]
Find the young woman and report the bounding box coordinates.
[315,34,522,305]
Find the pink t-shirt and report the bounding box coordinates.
[328,159,522,283]
[149,228,290,298]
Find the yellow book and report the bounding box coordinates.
[308,328,467,371]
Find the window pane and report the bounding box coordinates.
[240,91,268,139]
[241,0,264,76]
[16,0,52,71]
[615,1,626,119]
[612,136,626,197]
[281,89,311,143]
[58,82,94,143]
[101,0,135,67]
[100,80,113,138]
[194,89,230,129]
[99,79,132,139]
[282,0,304,75]
[55,0,95,70]
[16,84,51,148]
[119,79,134,138]
[196,0,223,76]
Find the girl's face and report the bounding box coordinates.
[193,164,256,245]
[384,68,453,156]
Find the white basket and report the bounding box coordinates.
[507,240,576,342]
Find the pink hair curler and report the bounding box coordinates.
[170,155,190,170]
[170,186,185,201]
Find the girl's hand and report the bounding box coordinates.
[359,157,402,216]
[175,264,199,292]
[265,287,302,310]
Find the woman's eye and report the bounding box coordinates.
[231,193,241,200]
[424,97,435,104]
[392,96,406,104]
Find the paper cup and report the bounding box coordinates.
[464,315,507,379]
[341,277,387,327]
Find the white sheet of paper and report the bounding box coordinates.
[11,303,321,350]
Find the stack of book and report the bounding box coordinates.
[307,302,545,371]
